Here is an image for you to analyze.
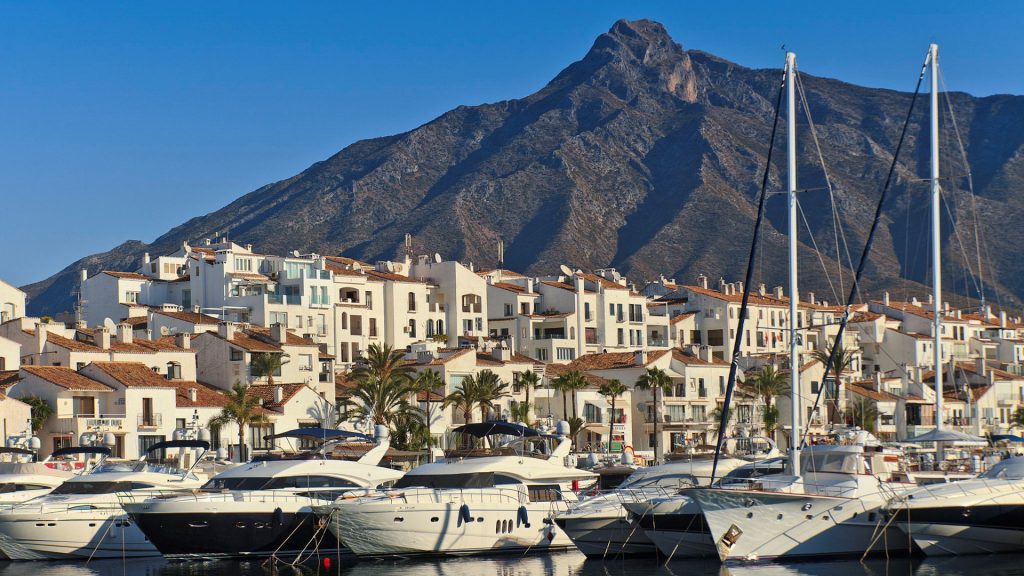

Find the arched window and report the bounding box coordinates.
[426,320,435,337]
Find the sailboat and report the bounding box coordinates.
[680,51,920,562]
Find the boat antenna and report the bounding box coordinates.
[800,49,930,447]
[710,64,786,484]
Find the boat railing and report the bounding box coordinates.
[562,486,678,515]
[718,477,859,498]
[901,477,1020,504]
[373,486,531,506]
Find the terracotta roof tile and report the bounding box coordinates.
[243,326,318,347]
[682,284,788,307]
[671,349,727,366]
[544,363,608,388]
[568,349,670,371]
[88,362,177,388]
[102,271,149,280]
[152,310,222,325]
[847,383,901,402]
[670,312,696,324]
[172,381,232,409]
[0,371,19,393]
[120,317,150,326]
[363,270,428,284]
[576,271,627,290]
[19,366,113,391]
[246,383,305,410]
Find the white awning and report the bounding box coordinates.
[583,424,610,435]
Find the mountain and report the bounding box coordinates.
[24,19,1024,316]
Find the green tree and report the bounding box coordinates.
[708,405,733,440]
[412,370,444,453]
[249,352,289,386]
[474,370,511,421]
[635,367,674,462]
[444,374,481,425]
[1012,407,1024,428]
[851,398,880,433]
[519,370,541,421]
[21,396,53,434]
[209,380,270,462]
[598,379,628,452]
[351,343,414,385]
[812,343,857,423]
[343,374,420,427]
[567,416,585,446]
[554,370,588,421]
[744,365,791,438]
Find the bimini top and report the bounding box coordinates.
[264,428,371,442]
[991,434,1024,443]
[904,429,987,445]
[0,447,37,460]
[145,440,210,453]
[50,447,111,458]
[453,422,543,438]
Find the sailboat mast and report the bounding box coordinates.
[929,43,943,431]
[786,51,801,475]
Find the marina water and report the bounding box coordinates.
[3,552,1024,576]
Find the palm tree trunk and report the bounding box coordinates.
[572,390,578,421]
[238,425,246,462]
[609,398,616,453]
[525,387,531,421]
[653,388,659,463]
[562,390,568,421]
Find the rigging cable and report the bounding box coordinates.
[711,66,787,484]
[801,50,930,446]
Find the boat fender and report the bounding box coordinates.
[517,505,529,527]
[458,503,472,527]
[272,507,284,527]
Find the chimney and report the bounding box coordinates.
[218,322,238,341]
[188,387,198,402]
[96,327,111,350]
[735,281,744,296]
[634,350,646,366]
[273,386,284,404]
[976,355,986,377]
[927,293,934,304]
[526,279,534,293]
[575,274,585,295]
[175,333,191,350]
[35,323,47,354]
[203,238,211,246]
[758,283,766,296]
[1000,311,1008,328]
[271,323,287,344]
[883,292,890,306]
[491,344,511,362]
[146,329,153,340]
[143,252,150,265]
[697,274,708,289]
[719,278,728,293]
[873,372,882,388]
[245,244,253,252]
[808,292,816,306]
[116,322,133,345]
[984,305,992,320]
[773,286,784,299]
[699,345,712,362]
[80,269,88,283]
[943,301,950,313]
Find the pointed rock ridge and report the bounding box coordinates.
[578,19,697,103]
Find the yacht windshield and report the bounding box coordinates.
[800,452,860,474]
[394,472,496,489]
[50,481,135,495]
[979,458,1024,480]
[619,473,697,490]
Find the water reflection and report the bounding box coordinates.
[0,552,1023,576]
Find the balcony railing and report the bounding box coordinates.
[648,337,669,347]
[267,294,302,305]
[138,414,163,428]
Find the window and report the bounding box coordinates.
[463,319,473,334]
[556,348,576,361]
[230,348,244,362]
[719,376,726,395]
[141,398,157,427]
[138,435,166,459]
[318,314,327,336]
[707,330,724,347]
[270,312,287,327]
[408,292,417,312]
[235,258,252,272]
[166,362,181,380]
[125,291,140,304]
[73,396,96,418]
[408,320,416,338]
[475,318,483,332]
[248,424,275,451]
[365,291,373,309]
[369,318,378,338]
[504,303,513,317]
[811,381,820,394]
[535,348,548,361]
[341,312,348,330]
[176,418,186,430]
[521,303,530,315]
[527,485,562,502]
[584,303,591,321]
[585,327,597,344]
[617,328,624,346]
[298,354,313,371]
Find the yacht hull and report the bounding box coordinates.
[329,500,573,558]
[686,488,909,562]
[624,499,716,558]
[554,511,654,557]
[891,505,1024,556]
[128,507,343,558]
[0,513,157,560]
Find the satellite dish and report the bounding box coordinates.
[103,318,116,331]
[559,264,573,276]
[352,262,362,271]
[159,326,170,336]
[434,253,442,263]
[292,250,300,257]
[386,261,395,273]
[393,263,404,273]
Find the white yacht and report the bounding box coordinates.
[623,457,787,559]
[0,447,100,507]
[887,455,1024,555]
[123,428,403,559]
[685,443,912,562]
[318,422,598,558]
[0,439,209,560]
[554,450,770,557]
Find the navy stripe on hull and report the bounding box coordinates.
[130,511,343,558]
[637,513,709,534]
[890,505,1024,532]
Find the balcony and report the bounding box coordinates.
[267,294,303,306]
[310,294,331,307]
[55,414,127,436]
[138,414,163,429]
[648,337,669,348]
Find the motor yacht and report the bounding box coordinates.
[886,455,1024,555]
[0,447,106,508]
[124,427,402,559]
[0,439,209,560]
[622,457,786,559]
[554,453,761,557]
[317,422,598,558]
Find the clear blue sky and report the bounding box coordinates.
[1,1,1020,287]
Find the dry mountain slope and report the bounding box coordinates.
[23,19,1024,316]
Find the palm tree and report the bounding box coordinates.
[851,398,880,433]
[1012,407,1024,429]
[351,342,414,385]
[567,417,585,447]
[812,343,857,424]
[598,379,628,452]
[413,369,444,437]
[708,405,733,440]
[21,396,53,434]
[519,370,541,421]
[249,352,289,386]
[343,374,420,427]
[209,380,270,462]
[474,370,511,422]
[444,375,481,424]
[744,365,791,438]
[635,367,674,462]
[554,370,588,421]
[509,401,532,424]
